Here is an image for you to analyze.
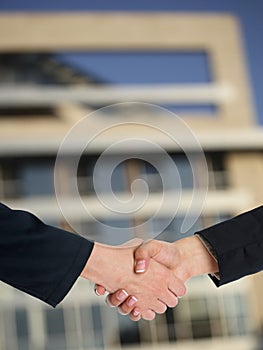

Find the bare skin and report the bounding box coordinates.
[81,241,186,320]
[95,236,218,321]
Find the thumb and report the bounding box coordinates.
[134,240,158,274]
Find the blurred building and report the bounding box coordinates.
[0,12,263,350]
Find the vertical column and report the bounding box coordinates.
[226,152,263,331]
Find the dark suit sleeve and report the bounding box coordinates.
[196,206,263,286]
[0,203,94,307]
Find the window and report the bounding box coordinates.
[207,152,228,190]
[56,51,211,85]
[0,161,21,199]
[21,161,54,197]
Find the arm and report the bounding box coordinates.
[81,241,186,320]
[0,203,93,307]
[133,235,219,282]
[135,205,263,283]
[0,203,185,319]
[196,205,263,285]
[104,205,263,318]
[95,236,215,320]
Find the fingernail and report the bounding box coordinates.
[94,288,101,296]
[119,310,128,315]
[105,296,114,308]
[127,296,138,307]
[135,260,146,273]
[117,289,129,301]
[133,309,140,317]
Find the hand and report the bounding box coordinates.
[133,236,219,280]
[100,236,218,319]
[94,238,145,320]
[81,240,186,321]
[94,238,145,321]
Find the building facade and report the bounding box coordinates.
[0,12,263,350]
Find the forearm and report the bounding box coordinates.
[0,203,93,306]
[81,243,134,292]
[172,236,219,281]
[196,206,263,285]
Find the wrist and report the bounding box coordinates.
[173,236,219,281]
[80,243,113,289]
[80,242,134,292]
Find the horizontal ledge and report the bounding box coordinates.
[0,13,237,51]
[5,189,253,222]
[0,84,233,106]
[0,128,263,155]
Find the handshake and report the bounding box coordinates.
[80,236,219,321]
[0,202,259,313]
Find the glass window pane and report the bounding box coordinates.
[21,163,54,196]
[56,51,211,85]
[45,308,66,349]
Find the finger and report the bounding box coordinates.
[169,278,187,298]
[161,292,178,308]
[152,300,167,314]
[157,278,185,308]
[105,295,115,307]
[117,296,138,315]
[129,308,141,322]
[134,259,147,274]
[158,291,178,309]
[94,285,106,296]
[141,309,156,321]
[106,289,129,307]
[134,240,159,274]
[153,274,181,308]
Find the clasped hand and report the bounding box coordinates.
[82,237,189,321]
[81,238,186,321]
[90,236,218,321]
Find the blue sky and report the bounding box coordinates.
[1,0,262,124]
